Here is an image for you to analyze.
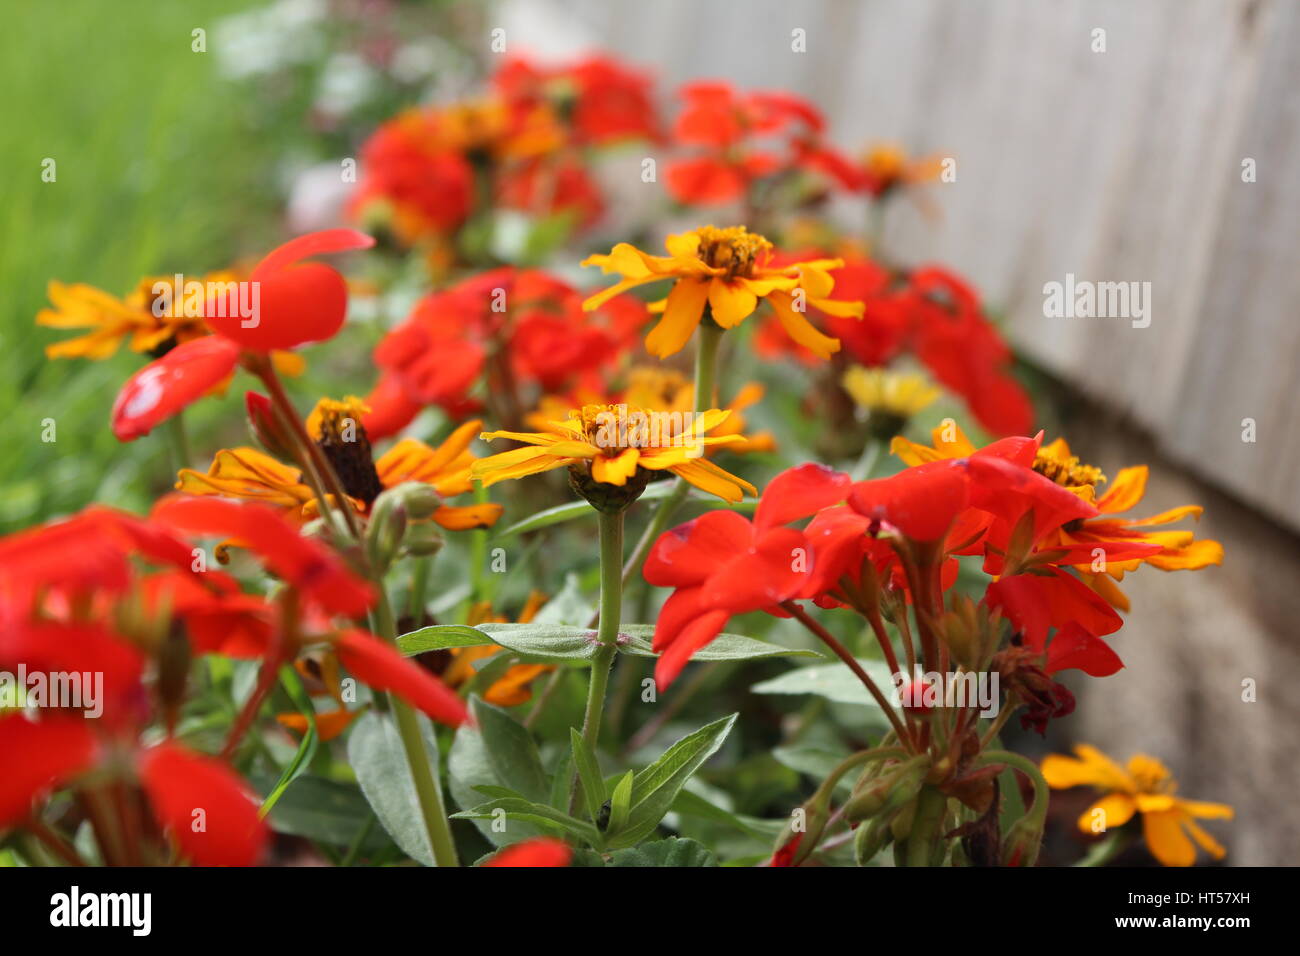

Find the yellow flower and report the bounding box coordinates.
[36,273,227,360]
[37,271,306,377]
[441,592,552,707]
[860,143,946,196]
[1042,745,1233,867]
[177,401,502,532]
[529,367,776,456]
[580,225,864,359]
[473,403,757,502]
[842,366,940,418]
[891,423,1223,609]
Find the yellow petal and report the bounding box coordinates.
[590,448,640,485]
[433,503,504,530]
[767,290,841,359]
[1076,793,1137,834]
[1142,809,1196,867]
[645,279,708,358]
[1094,466,1147,513]
[707,278,758,328]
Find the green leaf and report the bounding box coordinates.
[258,776,392,853]
[606,770,633,837]
[571,837,719,867]
[772,746,859,797]
[476,622,601,662]
[258,666,320,819]
[451,797,601,847]
[347,710,441,866]
[397,623,491,656]
[448,714,546,847]
[606,713,737,849]
[617,626,822,663]
[570,728,607,824]
[751,658,897,707]
[470,697,550,803]
[670,788,787,841]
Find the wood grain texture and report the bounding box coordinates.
[500,0,1299,527]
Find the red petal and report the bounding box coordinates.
[481,837,572,867]
[1045,621,1124,677]
[251,228,375,279]
[665,157,747,204]
[700,526,810,612]
[754,463,852,531]
[151,496,374,617]
[137,742,268,866]
[653,608,730,689]
[361,374,423,440]
[644,510,755,589]
[0,622,145,725]
[985,569,1122,649]
[335,630,469,727]
[111,336,240,441]
[204,230,374,351]
[0,714,98,826]
[848,460,969,542]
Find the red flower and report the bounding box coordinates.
[111,230,373,441]
[112,336,241,441]
[665,82,821,206]
[136,742,269,866]
[150,495,375,618]
[493,54,660,146]
[848,460,970,543]
[985,570,1123,670]
[349,113,476,241]
[335,630,470,727]
[372,268,642,417]
[645,463,851,686]
[481,837,572,867]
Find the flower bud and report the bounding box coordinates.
[366,489,408,571]
[853,814,893,864]
[843,757,927,823]
[1001,813,1045,867]
[245,390,300,462]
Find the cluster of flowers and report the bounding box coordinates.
[12,49,1229,869]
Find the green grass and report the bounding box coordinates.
[0,0,278,531]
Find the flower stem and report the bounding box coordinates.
[904,785,948,866]
[615,318,723,590]
[782,601,915,748]
[373,587,460,867]
[163,412,193,474]
[579,508,625,751]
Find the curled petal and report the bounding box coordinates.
[111,336,241,441]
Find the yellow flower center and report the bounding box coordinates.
[691,225,773,279]
[1128,755,1175,795]
[568,402,696,455]
[1032,448,1106,493]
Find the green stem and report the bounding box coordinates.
[905,785,948,867]
[374,588,460,867]
[162,412,192,475]
[578,509,625,751]
[407,556,431,623]
[978,749,1050,820]
[614,318,723,593]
